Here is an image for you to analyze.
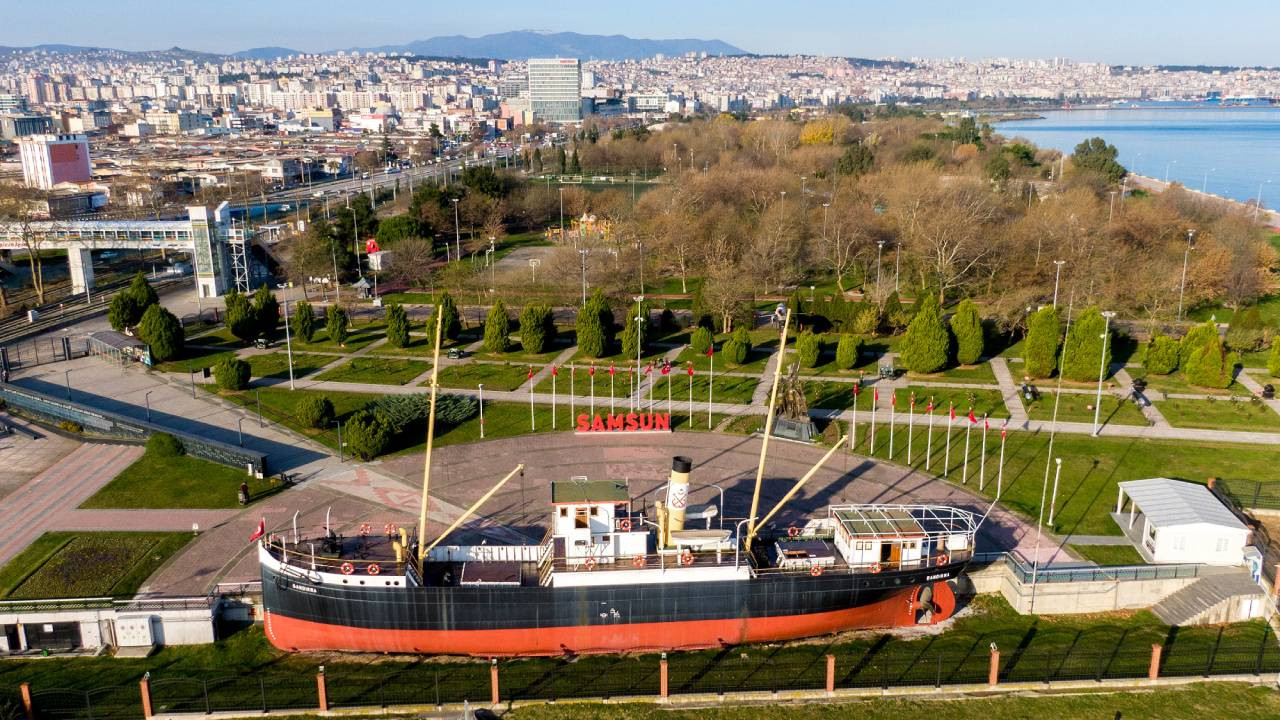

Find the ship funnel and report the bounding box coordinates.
[667,456,692,534]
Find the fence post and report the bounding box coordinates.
[140,676,153,719]
[316,670,328,712]
[1149,644,1162,681]
[659,653,669,701]
[825,654,835,696]
[988,648,1000,687]
[490,658,499,706]
[19,683,33,720]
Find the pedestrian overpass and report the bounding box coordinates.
[0,202,251,297]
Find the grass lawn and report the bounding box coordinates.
[434,362,530,391]
[364,334,437,357]
[1024,391,1151,426]
[894,385,1009,419]
[245,352,331,380]
[905,362,998,383]
[1238,348,1272,369]
[505,684,1280,720]
[296,322,387,352]
[569,342,669,365]
[314,356,431,385]
[212,387,374,451]
[1128,369,1245,396]
[532,367,756,407]
[1159,396,1280,432]
[80,450,274,509]
[0,532,191,599]
[1006,359,1123,384]
[470,335,574,364]
[1068,543,1147,566]
[184,326,241,346]
[674,328,784,374]
[151,345,234,373]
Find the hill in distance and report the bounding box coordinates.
[350,30,745,61]
[232,47,302,60]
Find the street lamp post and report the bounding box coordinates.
[63,369,72,399]
[283,298,295,390]
[451,197,460,262]
[1202,168,1215,194]
[487,236,496,291]
[578,249,589,305]
[875,240,885,289]
[894,242,901,293]
[821,202,830,243]
[144,390,153,422]
[1164,160,1176,183]
[1255,180,1272,221]
[1177,230,1196,321]
[237,417,246,447]
[478,384,485,439]
[1108,190,1117,223]
[559,187,565,244]
[1091,311,1116,436]
[1052,260,1065,308]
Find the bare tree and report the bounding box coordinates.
[0,185,51,304]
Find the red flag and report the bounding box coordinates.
[874,388,879,403]
[910,393,915,409]
[1001,420,1008,439]
[609,363,616,376]
[687,362,694,376]
[926,398,934,412]
[949,404,956,421]
[589,365,596,377]
[968,408,977,424]
[645,362,654,375]
[365,238,380,254]
[852,383,861,396]
[705,345,714,357]
[984,415,990,430]
[891,390,897,407]
[527,367,534,380]
[551,365,558,377]
[248,518,265,543]
[661,360,671,375]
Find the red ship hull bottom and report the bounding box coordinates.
[264,581,956,656]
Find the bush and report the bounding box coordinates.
[432,292,463,341]
[1024,306,1061,379]
[882,292,907,333]
[214,356,250,391]
[1144,334,1180,375]
[835,334,863,370]
[385,303,410,348]
[292,301,316,343]
[1226,306,1266,352]
[519,303,555,354]
[1270,341,1280,378]
[949,299,984,365]
[294,395,335,429]
[371,393,477,432]
[689,326,713,355]
[1180,322,1218,367]
[900,294,949,374]
[224,289,256,343]
[483,299,510,353]
[57,420,83,433]
[795,330,821,368]
[1185,333,1233,389]
[128,270,159,309]
[343,410,391,460]
[851,305,880,335]
[137,304,184,362]
[722,337,748,365]
[1061,307,1111,382]
[251,285,279,341]
[576,290,613,359]
[146,432,185,457]
[107,293,142,331]
[326,304,349,346]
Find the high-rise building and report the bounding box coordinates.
[527,58,582,124]
[19,133,92,189]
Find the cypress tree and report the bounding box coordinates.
[128,270,159,310]
[224,289,256,343]
[432,292,462,341]
[251,285,279,341]
[835,333,862,371]
[1179,322,1218,367]
[1185,333,1232,389]
[949,299,984,365]
[326,304,349,346]
[1024,306,1061,379]
[293,301,316,343]
[689,326,713,355]
[576,298,606,359]
[1270,341,1280,379]
[137,304,183,362]
[385,303,410,348]
[1061,307,1110,382]
[483,299,510,353]
[519,303,555,354]
[900,294,949,374]
[795,330,821,368]
[1144,334,1180,375]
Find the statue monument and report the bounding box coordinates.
[771,363,819,442]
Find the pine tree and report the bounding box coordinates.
[1179,322,1218,367]
[137,304,183,362]
[1024,306,1061,379]
[128,270,159,310]
[576,292,612,359]
[835,334,862,370]
[224,289,256,344]
[1144,334,1180,375]
[293,301,316,343]
[1061,307,1110,382]
[1185,333,1232,389]
[432,292,462,341]
[1270,341,1280,378]
[689,326,713,355]
[483,299,510,353]
[532,148,543,173]
[900,294,949,374]
[723,336,748,365]
[326,304,349,346]
[251,285,279,341]
[385,303,410,348]
[519,303,555,354]
[795,330,821,368]
[569,149,581,174]
[108,293,141,331]
[556,146,567,174]
[949,299,984,365]
[731,326,752,357]
[214,356,250,391]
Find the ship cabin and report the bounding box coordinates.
[551,478,648,567]
[826,505,975,572]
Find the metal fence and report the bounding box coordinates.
[0,336,89,371]
[1000,552,1203,584]
[1216,478,1280,512]
[19,628,1280,719]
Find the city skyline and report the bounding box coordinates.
[1,0,1278,67]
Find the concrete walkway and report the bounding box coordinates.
[1235,370,1280,416]
[990,357,1030,425]
[1114,368,1171,428]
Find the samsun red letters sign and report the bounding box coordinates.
[575,412,672,433]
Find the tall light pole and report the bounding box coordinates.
[1164,160,1176,183]
[894,242,901,293]
[1255,180,1272,221]
[1091,310,1116,437]
[636,239,645,295]
[821,202,830,243]
[1052,260,1065,308]
[1202,168,1215,194]
[1107,190,1117,223]
[283,298,295,390]
[451,197,460,262]
[487,236,496,291]
[779,190,786,215]
[875,240,885,290]
[634,295,645,385]
[559,186,565,244]
[1177,230,1196,321]
[144,390,153,422]
[578,249,589,305]
[478,383,485,439]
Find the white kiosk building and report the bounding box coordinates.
[1114,478,1251,565]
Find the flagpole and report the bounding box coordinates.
[688,364,693,425]
[888,393,896,459]
[944,402,953,476]
[979,413,989,491]
[962,408,973,484]
[997,422,1008,499]
[590,367,595,417]
[870,389,878,455]
[570,365,575,424]
[610,366,615,414]
[528,367,535,431]
[907,394,915,465]
[925,397,934,471]
[552,367,557,429]
[849,384,858,451]
[628,365,634,413]
[667,371,672,416]
[707,351,713,429]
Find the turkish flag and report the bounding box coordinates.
[609,363,616,376]
[527,367,534,379]
[1001,420,1008,438]
[891,390,897,407]
[984,415,990,430]
[705,345,714,357]
[661,360,671,375]
[589,365,596,376]
[874,388,879,403]
[365,238,380,254]
[687,362,694,376]
[968,409,978,424]
[949,404,956,421]
[551,365,558,376]
[645,362,654,375]
[249,518,265,543]
[926,399,934,412]
[852,383,860,396]
[910,393,915,408]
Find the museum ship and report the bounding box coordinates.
[258,310,979,656]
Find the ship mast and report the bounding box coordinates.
[415,307,446,566]
[745,306,791,552]
[749,435,846,546]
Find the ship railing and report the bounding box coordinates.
[753,547,974,577]
[264,539,406,578]
[550,547,745,574]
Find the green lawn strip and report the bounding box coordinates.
[2,532,191,599]
[151,346,235,373]
[534,368,756,407]
[568,342,669,365]
[1067,543,1147,566]
[905,362,998,383]
[1006,359,1124,384]
[296,323,387,352]
[79,451,273,509]
[184,326,240,346]
[1158,396,1280,432]
[0,534,72,598]
[1238,348,1271,369]
[434,362,530,391]
[1187,292,1280,325]
[722,414,766,435]
[246,352,331,380]
[1024,391,1151,426]
[673,337,778,374]
[314,356,431,385]
[504,683,1280,720]
[1127,369,1245,396]
[470,336,575,364]
[364,336,437,358]
[211,387,376,451]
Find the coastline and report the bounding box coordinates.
[1126,173,1280,230]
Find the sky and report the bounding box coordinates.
[2,0,1277,66]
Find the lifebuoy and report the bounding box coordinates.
[869,562,882,574]
[810,564,824,577]
[358,523,371,536]
[787,526,800,538]
[618,518,632,532]
[681,550,694,566]
[340,562,355,575]
[366,563,381,575]
[632,555,645,569]
[584,557,597,571]
[936,553,949,567]
[384,522,398,536]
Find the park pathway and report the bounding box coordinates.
[990,357,1030,427]
[0,443,143,566]
[1114,368,1171,428]
[1234,370,1280,417]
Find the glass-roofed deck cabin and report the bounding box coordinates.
[827,505,978,572]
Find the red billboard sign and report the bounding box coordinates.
[575,412,672,433]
